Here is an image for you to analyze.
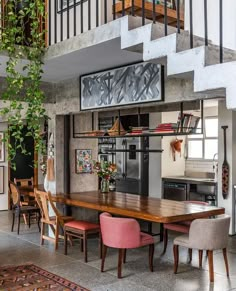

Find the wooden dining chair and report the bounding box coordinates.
[100,212,155,278]
[173,215,230,282]
[162,200,209,256]
[9,181,41,235]
[34,189,73,250]
[14,177,35,224]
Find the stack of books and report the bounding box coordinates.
[176,113,200,133]
[129,127,149,135]
[152,123,177,134]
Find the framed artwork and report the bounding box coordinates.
[80,62,164,110]
[75,149,92,174]
[0,133,5,162]
[57,0,87,13]
[0,166,4,194]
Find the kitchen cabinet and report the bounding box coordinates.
[162,177,217,205]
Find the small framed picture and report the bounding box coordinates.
[75,149,92,174]
[0,166,4,194]
[0,133,5,162]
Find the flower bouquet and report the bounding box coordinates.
[93,161,117,192]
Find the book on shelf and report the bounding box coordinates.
[176,113,200,133]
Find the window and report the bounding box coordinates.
[187,117,218,160]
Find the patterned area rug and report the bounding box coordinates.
[0,264,89,291]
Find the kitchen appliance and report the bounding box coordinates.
[163,182,187,201]
[115,137,149,195]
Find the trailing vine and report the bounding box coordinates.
[0,0,47,169]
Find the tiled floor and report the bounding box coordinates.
[0,210,235,291]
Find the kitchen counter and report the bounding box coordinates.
[162,176,217,205]
[162,176,217,185]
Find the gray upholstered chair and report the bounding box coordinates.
[173,215,230,283]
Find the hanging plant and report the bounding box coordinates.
[0,0,47,169]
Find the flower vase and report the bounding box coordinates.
[101,179,109,193]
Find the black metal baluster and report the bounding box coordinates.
[176,0,180,33]
[152,0,156,23]
[88,0,91,30]
[219,0,223,63]
[204,0,208,46]
[104,0,107,24]
[164,0,167,36]
[142,0,145,26]
[81,0,83,33]
[60,0,63,41]
[54,0,57,43]
[131,0,134,16]
[49,0,51,45]
[122,0,125,17]
[96,0,99,27]
[67,0,69,39]
[189,0,193,48]
[113,0,116,20]
[74,0,76,36]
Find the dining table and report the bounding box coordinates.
[19,186,225,224]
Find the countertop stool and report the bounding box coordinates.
[64,220,101,262]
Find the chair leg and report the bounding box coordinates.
[28,212,31,228]
[149,244,154,272]
[80,239,84,252]
[64,230,68,255]
[54,221,59,250]
[101,244,107,272]
[99,232,102,259]
[173,244,179,274]
[83,232,88,263]
[199,250,203,268]
[222,248,229,277]
[23,213,27,225]
[11,212,15,232]
[162,228,168,254]
[17,212,21,235]
[123,249,126,264]
[118,249,124,279]
[37,212,41,232]
[208,250,214,283]
[188,248,192,263]
[40,222,45,245]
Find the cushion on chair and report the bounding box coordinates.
[64,220,100,231]
[173,234,190,248]
[140,232,154,247]
[164,223,190,233]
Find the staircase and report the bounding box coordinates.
[120,16,236,110]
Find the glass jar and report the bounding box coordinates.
[101,178,109,193]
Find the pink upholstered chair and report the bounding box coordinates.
[163,200,209,256]
[173,215,230,282]
[100,212,155,278]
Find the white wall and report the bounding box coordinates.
[0,123,8,210]
[161,111,186,177]
[185,0,236,50]
[149,112,162,198]
[218,100,236,235]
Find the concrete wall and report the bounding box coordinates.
[185,0,236,50]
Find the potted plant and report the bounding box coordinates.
[93,161,117,193]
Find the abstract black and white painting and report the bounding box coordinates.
[80,62,163,110]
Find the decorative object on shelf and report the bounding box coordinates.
[170,138,183,161]
[0,133,5,162]
[221,126,229,199]
[0,166,4,194]
[80,62,163,110]
[93,161,117,193]
[108,118,126,136]
[75,149,92,174]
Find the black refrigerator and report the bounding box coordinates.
[115,136,149,196]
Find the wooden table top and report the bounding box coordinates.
[54,191,224,224]
[19,187,224,223]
